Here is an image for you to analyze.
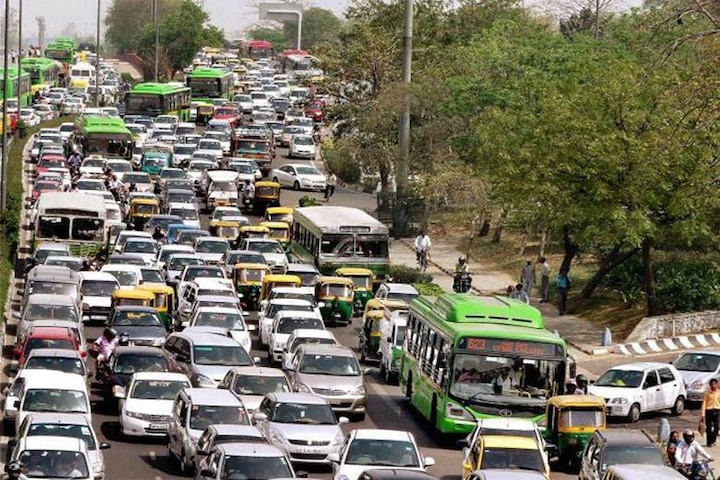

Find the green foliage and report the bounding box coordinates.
[413,282,445,296]
[282,8,343,51]
[105,0,176,53]
[323,144,361,185]
[389,264,433,284]
[298,195,321,207]
[655,261,720,313]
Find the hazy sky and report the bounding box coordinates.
[11,0,644,43]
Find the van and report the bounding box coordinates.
[167,388,250,473]
[602,464,686,480]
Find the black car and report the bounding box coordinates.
[108,306,167,346]
[579,429,665,480]
[102,346,172,401]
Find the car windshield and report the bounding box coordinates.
[82,159,104,168]
[142,268,165,284]
[189,162,212,172]
[130,379,188,400]
[44,258,82,271]
[193,345,253,366]
[232,375,289,396]
[197,241,229,254]
[594,369,644,388]
[250,241,284,254]
[161,169,186,179]
[189,405,248,430]
[124,241,158,254]
[105,270,138,286]
[272,292,314,304]
[170,208,199,221]
[24,356,85,375]
[293,136,313,146]
[387,293,418,304]
[222,456,292,480]
[296,166,320,175]
[169,257,204,269]
[185,267,224,281]
[123,173,150,184]
[27,423,97,449]
[276,317,323,334]
[559,408,605,427]
[345,439,419,467]
[195,311,245,330]
[271,402,335,425]
[299,354,360,376]
[482,447,544,472]
[174,145,196,155]
[24,388,88,414]
[18,449,90,479]
[26,338,75,353]
[674,353,720,373]
[227,252,266,265]
[602,445,665,468]
[113,354,169,374]
[108,162,131,172]
[26,304,78,321]
[112,310,163,327]
[290,337,335,352]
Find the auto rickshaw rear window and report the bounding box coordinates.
[559,408,604,427]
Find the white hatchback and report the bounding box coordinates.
[118,372,191,437]
[588,362,686,422]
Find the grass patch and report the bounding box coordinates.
[0,116,75,323]
[444,224,646,341]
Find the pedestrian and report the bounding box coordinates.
[506,284,515,297]
[325,173,337,201]
[520,260,535,299]
[510,283,529,304]
[556,267,571,315]
[538,256,551,303]
[701,378,720,447]
[10,49,16,64]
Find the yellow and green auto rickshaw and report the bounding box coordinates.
[260,221,290,249]
[253,181,281,215]
[238,225,270,242]
[195,102,214,125]
[136,284,174,330]
[260,274,303,303]
[358,309,384,363]
[233,262,271,311]
[110,288,156,310]
[544,395,606,470]
[316,276,355,326]
[209,219,242,242]
[127,198,159,231]
[264,206,294,223]
[362,298,407,326]
[335,267,375,316]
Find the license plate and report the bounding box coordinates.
[149,423,169,430]
[297,447,320,454]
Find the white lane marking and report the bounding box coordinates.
[712,333,720,344]
[663,338,679,350]
[615,344,632,355]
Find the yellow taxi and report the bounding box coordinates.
[462,435,550,480]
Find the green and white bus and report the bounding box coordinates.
[290,206,390,281]
[0,68,33,106]
[186,67,234,103]
[21,57,61,90]
[124,82,192,121]
[74,115,134,160]
[400,294,569,434]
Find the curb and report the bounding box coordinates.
[611,333,720,356]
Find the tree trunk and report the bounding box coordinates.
[643,238,660,315]
[580,244,641,299]
[538,227,548,258]
[479,219,490,237]
[492,210,507,244]
[560,225,579,273]
[518,226,530,256]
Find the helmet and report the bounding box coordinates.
[6,461,23,473]
[683,429,695,442]
[576,374,588,386]
[458,257,466,263]
[103,327,117,340]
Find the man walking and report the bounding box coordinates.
[520,260,535,298]
[556,268,571,315]
[701,378,720,447]
[325,173,337,201]
[538,257,551,303]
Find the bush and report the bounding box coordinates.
[324,146,361,184]
[298,195,321,207]
[389,264,433,284]
[413,283,445,296]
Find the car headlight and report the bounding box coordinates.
[125,410,146,420]
[332,431,344,446]
[295,383,311,393]
[350,385,366,396]
[691,380,707,390]
[610,398,628,404]
[195,374,217,387]
[338,475,351,480]
[152,337,166,347]
[92,461,104,475]
[270,430,288,445]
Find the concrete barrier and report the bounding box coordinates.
[625,310,720,342]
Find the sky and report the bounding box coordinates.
[11,0,644,43]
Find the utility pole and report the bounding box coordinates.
[153,0,159,82]
[395,0,413,197]
[95,0,100,107]
[1,0,10,211]
[17,0,22,101]
[594,0,600,39]
[36,16,44,51]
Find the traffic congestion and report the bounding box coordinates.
[0,38,717,480]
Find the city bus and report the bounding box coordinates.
[278,50,321,79]
[246,40,274,60]
[124,82,192,121]
[44,38,75,80]
[399,294,569,434]
[73,115,134,160]
[21,57,61,91]
[185,67,234,103]
[0,68,32,106]
[290,206,390,281]
[33,192,108,257]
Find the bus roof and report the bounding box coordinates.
[188,67,232,78]
[248,40,273,48]
[35,191,107,215]
[131,82,191,94]
[294,206,388,233]
[76,115,131,135]
[413,294,545,329]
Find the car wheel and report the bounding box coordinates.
[293,181,300,191]
[671,395,685,416]
[627,403,641,423]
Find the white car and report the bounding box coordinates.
[194,237,231,265]
[197,138,224,160]
[233,94,253,113]
[587,362,687,422]
[121,238,159,265]
[118,372,191,437]
[259,299,318,347]
[251,91,271,109]
[280,125,304,147]
[188,306,252,352]
[188,159,215,184]
[288,135,317,159]
[237,238,288,274]
[20,108,40,127]
[328,429,435,480]
[105,159,132,182]
[121,171,154,193]
[126,123,149,149]
[271,164,326,192]
[167,201,201,229]
[204,131,231,156]
[173,143,197,167]
[268,311,325,365]
[290,117,314,136]
[10,435,94,480]
[79,157,106,177]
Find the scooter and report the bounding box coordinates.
[453,272,472,293]
[677,460,714,480]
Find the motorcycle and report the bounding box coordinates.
[453,272,472,293]
[677,460,715,480]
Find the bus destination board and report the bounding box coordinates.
[457,337,564,359]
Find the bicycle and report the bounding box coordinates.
[417,249,429,272]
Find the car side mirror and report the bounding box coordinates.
[200,468,214,477]
[11,311,20,319]
[338,416,349,425]
[424,457,435,467]
[296,471,309,479]
[252,356,261,364]
[457,439,469,449]
[253,412,268,422]
[99,443,111,450]
[326,453,340,463]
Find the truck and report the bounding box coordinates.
[233,126,274,176]
[202,169,239,212]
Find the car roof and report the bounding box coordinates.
[607,464,685,478]
[24,293,76,305]
[19,435,87,452]
[351,429,414,441]
[217,442,285,457]
[114,305,158,313]
[28,320,80,329]
[475,418,539,431]
[26,326,75,338]
[79,271,119,282]
[227,366,286,378]
[290,329,335,340]
[609,362,673,371]
[24,372,87,390]
[269,298,312,305]
[275,311,321,319]
[299,344,354,356]
[269,392,327,405]
[131,372,190,382]
[468,471,545,480]
[114,345,166,356]
[271,287,315,295]
[182,387,243,406]
[361,471,438,480]
[26,348,83,359]
[480,435,540,449]
[173,331,241,346]
[285,264,319,273]
[209,424,263,436]
[595,428,655,444]
[195,306,242,314]
[380,283,419,294]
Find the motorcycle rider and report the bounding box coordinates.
[453,257,471,292]
[93,327,118,379]
[675,429,712,478]
[241,179,255,207]
[3,461,28,480]
[575,374,589,395]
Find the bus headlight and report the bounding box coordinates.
[446,402,474,421]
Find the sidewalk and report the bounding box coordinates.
[390,238,607,354]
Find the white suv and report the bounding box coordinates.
[588,362,686,422]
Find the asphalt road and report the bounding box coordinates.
[3,140,707,480]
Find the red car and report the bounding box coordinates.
[36,154,67,174]
[213,106,241,127]
[304,101,325,123]
[15,326,84,367]
[31,179,62,203]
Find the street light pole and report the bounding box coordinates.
[594,0,600,39]
[153,0,159,81]
[17,0,22,91]
[267,10,303,50]
[1,0,10,211]
[95,0,100,107]
[395,0,413,197]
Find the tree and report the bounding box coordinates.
[105,0,176,53]
[282,8,342,50]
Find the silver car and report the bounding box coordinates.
[254,392,348,464]
[672,350,720,403]
[218,366,291,413]
[286,344,368,421]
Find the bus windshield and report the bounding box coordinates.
[188,78,219,97]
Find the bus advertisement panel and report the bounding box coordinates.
[399,294,569,434]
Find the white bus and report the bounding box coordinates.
[289,206,389,281]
